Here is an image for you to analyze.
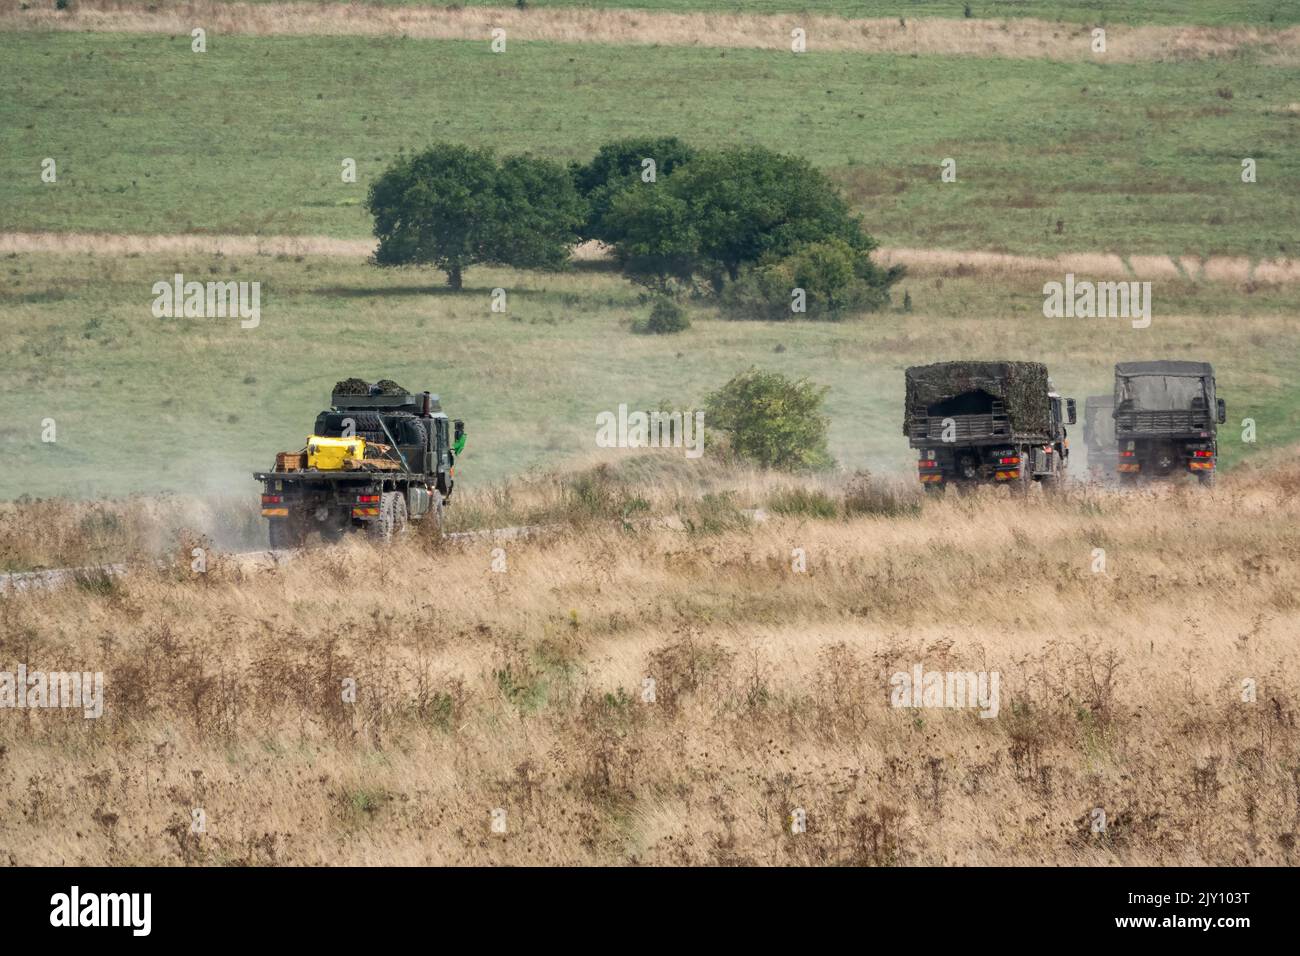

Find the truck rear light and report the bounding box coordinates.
[917,460,939,469]
[356,494,381,503]
[261,494,283,504]
[1190,450,1214,458]
[1119,450,1136,458]
[997,456,1019,466]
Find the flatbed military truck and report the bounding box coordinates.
[1083,394,1118,480]
[904,361,1076,492]
[1112,360,1224,485]
[255,379,465,547]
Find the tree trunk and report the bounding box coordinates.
[447,263,463,291]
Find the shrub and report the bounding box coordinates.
[643,298,690,334]
[720,238,899,320]
[704,368,833,470]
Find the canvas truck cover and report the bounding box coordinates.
[1113,361,1215,411]
[903,361,1052,437]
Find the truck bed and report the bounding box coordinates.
[907,413,1047,446]
[1114,409,1211,434]
[254,468,425,482]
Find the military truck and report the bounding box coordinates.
[1082,394,1118,480]
[904,361,1076,492]
[1112,360,1224,485]
[255,379,465,547]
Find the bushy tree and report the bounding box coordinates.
[704,368,833,470]
[606,145,892,296]
[602,187,699,289]
[571,136,696,243]
[367,144,584,289]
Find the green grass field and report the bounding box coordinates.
[242,0,1300,28]
[1,33,1297,257]
[3,250,1296,498]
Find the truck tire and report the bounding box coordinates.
[369,491,408,543]
[268,518,305,549]
[428,492,445,534]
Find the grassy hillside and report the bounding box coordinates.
[1,33,1297,256]
[2,250,1296,499]
[3,461,1298,864]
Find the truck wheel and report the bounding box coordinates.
[268,518,305,549]
[369,491,408,543]
[1013,462,1034,496]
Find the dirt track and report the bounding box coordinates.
[3,1,1299,64]
[3,230,1297,283]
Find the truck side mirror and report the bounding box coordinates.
[454,420,464,442]
[1217,398,1226,424]
[1065,398,1077,425]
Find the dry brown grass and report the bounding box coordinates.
[3,1,1299,64]
[6,231,1297,283]
[1,459,1298,865]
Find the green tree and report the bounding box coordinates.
[572,136,696,243]
[602,186,699,290]
[367,144,583,290]
[608,145,883,289]
[704,368,833,470]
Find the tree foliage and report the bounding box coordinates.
[571,136,697,243]
[367,143,584,289]
[720,238,901,320]
[704,368,833,470]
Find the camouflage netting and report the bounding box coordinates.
[903,361,1051,436]
[333,378,410,396]
[333,378,371,396]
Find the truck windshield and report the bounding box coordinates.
[1118,375,1205,411]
